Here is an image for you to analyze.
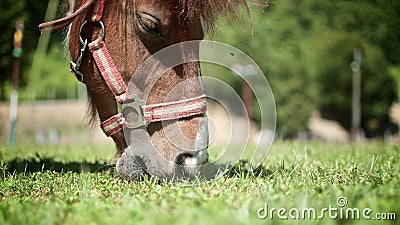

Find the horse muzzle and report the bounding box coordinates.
[116,115,209,181]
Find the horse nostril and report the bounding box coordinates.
[175,150,208,167]
[175,153,194,166]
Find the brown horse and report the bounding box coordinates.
[40,0,253,180]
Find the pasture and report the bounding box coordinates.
[0,141,398,225]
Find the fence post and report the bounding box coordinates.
[350,48,362,142]
[8,20,24,146]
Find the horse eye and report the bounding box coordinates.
[135,12,164,37]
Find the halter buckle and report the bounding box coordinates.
[70,39,88,82]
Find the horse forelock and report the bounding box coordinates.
[179,0,259,31]
[61,0,259,50]
[61,0,259,30]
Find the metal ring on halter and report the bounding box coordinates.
[122,94,146,129]
[79,20,105,45]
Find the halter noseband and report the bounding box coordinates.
[39,0,207,137]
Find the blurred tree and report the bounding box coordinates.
[26,46,75,100]
[0,0,26,100]
[0,0,75,101]
[0,0,50,100]
[213,1,318,137]
[304,0,400,137]
[212,0,400,138]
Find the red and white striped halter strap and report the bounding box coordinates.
[39,0,207,137]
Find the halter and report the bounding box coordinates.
[39,0,207,137]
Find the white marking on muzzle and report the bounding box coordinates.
[191,114,209,166]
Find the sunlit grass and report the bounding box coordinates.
[0,141,399,225]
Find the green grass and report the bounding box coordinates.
[0,141,399,225]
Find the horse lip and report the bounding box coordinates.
[116,146,171,181]
[116,147,148,180]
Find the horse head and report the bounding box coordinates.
[41,0,251,181]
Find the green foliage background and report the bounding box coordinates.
[0,0,75,101]
[0,0,399,138]
[212,0,400,138]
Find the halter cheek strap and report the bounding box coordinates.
[88,38,130,104]
[39,0,207,138]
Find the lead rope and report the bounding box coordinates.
[39,0,96,32]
